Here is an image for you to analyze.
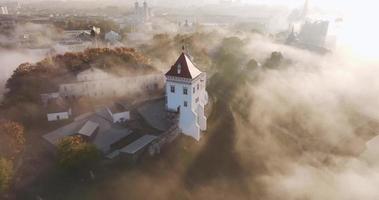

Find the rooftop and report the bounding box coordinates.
[46,98,70,113]
[43,112,132,153]
[165,52,202,79]
[138,98,175,131]
[108,103,129,114]
[78,121,99,137]
[119,135,157,154]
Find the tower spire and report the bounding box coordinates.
[181,39,186,52]
[301,0,309,19]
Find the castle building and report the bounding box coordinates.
[165,51,208,141]
[134,1,150,23]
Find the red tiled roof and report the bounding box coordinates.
[165,53,202,79]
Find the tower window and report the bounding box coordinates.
[184,101,188,107]
[193,87,195,93]
[177,64,182,74]
[170,85,175,93]
[197,84,199,90]
[183,87,188,95]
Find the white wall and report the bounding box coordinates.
[77,68,111,82]
[60,74,164,99]
[112,112,130,123]
[166,73,208,140]
[179,109,201,140]
[47,111,70,122]
[105,32,121,43]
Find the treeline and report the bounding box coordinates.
[139,32,218,71]
[53,17,120,38]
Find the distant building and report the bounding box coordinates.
[134,1,151,23]
[286,26,298,45]
[46,98,72,122]
[105,30,121,44]
[298,20,329,48]
[165,50,208,141]
[285,20,330,53]
[288,0,309,23]
[178,19,199,33]
[59,67,164,99]
[0,6,8,15]
[300,0,309,20]
[58,30,97,52]
[126,1,153,32]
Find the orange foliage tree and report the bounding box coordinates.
[0,120,25,160]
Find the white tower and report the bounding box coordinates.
[165,50,208,141]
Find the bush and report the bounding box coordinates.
[57,136,101,172]
[0,158,13,193]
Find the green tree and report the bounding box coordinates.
[0,157,13,193]
[57,136,101,172]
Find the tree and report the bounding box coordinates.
[57,136,101,172]
[0,120,25,160]
[263,51,284,69]
[246,59,259,71]
[0,157,13,193]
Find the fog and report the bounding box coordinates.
[234,36,379,199]
[0,49,45,99]
[1,0,378,199]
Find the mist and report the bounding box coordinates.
[234,36,379,199]
[0,49,45,99]
[1,0,378,199]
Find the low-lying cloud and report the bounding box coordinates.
[0,49,45,99]
[231,35,379,200]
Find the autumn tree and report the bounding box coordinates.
[0,120,25,160]
[57,136,101,172]
[0,157,13,193]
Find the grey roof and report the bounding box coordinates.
[120,135,157,154]
[43,119,85,145]
[93,128,132,152]
[46,97,70,113]
[43,113,130,153]
[78,121,99,137]
[137,98,173,131]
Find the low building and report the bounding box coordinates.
[46,98,72,122]
[106,103,130,123]
[40,92,60,105]
[105,30,121,44]
[59,67,164,99]
[43,109,132,154]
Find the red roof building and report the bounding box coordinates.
[165,53,202,79]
